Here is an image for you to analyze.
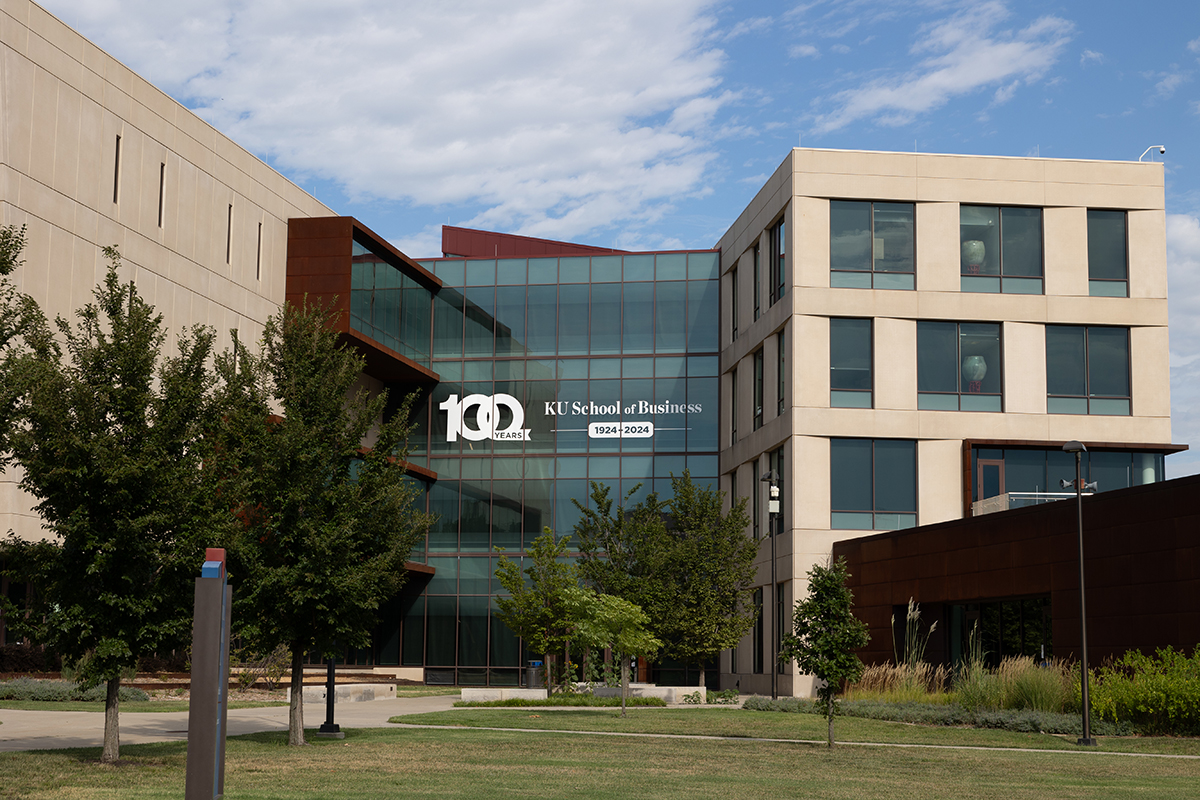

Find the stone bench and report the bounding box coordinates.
[286,683,397,703]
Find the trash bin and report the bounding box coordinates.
[526,660,543,689]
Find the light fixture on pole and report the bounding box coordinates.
[1062,440,1098,747]
[761,469,780,700]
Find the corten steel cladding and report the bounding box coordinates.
[186,549,232,800]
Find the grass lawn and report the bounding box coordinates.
[2,724,1199,800]
[392,707,1200,757]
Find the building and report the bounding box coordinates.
[1,0,1183,690]
[718,149,1177,695]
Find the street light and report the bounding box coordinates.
[1062,440,1098,747]
[761,469,780,700]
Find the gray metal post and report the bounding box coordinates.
[1063,441,1097,747]
[186,548,231,800]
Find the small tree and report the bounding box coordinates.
[215,300,432,745]
[575,472,756,688]
[779,556,870,747]
[6,253,219,762]
[493,529,580,693]
[570,590,661,717]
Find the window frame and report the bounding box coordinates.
[730,366,738,443]
[753,349,764,429]
[1045,325,1131,416]
[959,205,1044,295]
[769,218,786,306]
[777,326,786,416]
[1087,209,1129,297]
[730,266,739,342]
[753,245,761,320]
[830,317,873,408]
[917,321,1004,412]
[829,200,915,290]
[830,438,918,531]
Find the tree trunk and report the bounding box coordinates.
[101,676,120,763]
[620,656,629,719]
[827,694,835,748]
[697,662,705,695]
[543,653,552,696]
[288,645,305,746]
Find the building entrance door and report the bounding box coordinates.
[977,459,1005,500]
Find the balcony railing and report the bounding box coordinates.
[971,491,1094,517]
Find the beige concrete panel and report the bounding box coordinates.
[25,1,80,58]
[2,51,37,176]
[794,195,828,289]
[23,17,78,84]
[1043,206,1087,298]
[795,287,921,320]
[917,439,965,524]
[794,436,831,530]
[1043,159,1164,190]
[915,410,1051,442]
[174,160,198,260]
[100,81,133,127]
[794,148,917,178]
[915,177,1047,206]
[916,154,1046,182]
[793,314,828,407]
[117,130,145,232]
[1131,325,1171,419]
[1044,182,1163,211]
[17,170,73,230]
[74,96,104,211]
[875,317,916,410]
[72,201,99,245]
[28,64,60,186]
[0,0,32,39]
[910,289,1047,324]
[1045,414,1173,445]
[914,202,958,292]
[1003,321,1046,414]
[9,210,52,300]
[796,406,923,439]
[1044,295,1167,326]
[797,173,918,202]
[1129,209,1167,299]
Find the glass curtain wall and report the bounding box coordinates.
[385,251,721,685]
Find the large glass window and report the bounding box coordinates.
[1046,326,1130,415]
[830,201,915,290]
[753,245,761,320]
[730,267,739,342]
[831,438,917,530]
[917,322,1002,411]
[830,318,872,408]
[960,206,1043,294]
[769,219,786,305]
[1088,210,1128,297]
[730,367,738,443]
[777,327,786,416]
[753,350,764,429]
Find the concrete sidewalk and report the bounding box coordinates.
[0,694,458,752]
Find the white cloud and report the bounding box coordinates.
[1080,48,1103,65]
[789,44,820,58]
[1167,213,1200,477]
[808,1,1073,133]
[43,0,731,243]
[1189,37,1200,54]
[992,79,1020,105]
[725,16,772,39]
[1152,70,1190,99]
[830,44,851,54]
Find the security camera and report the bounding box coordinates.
[1160,147,1166,155]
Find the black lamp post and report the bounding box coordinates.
[1062,440,1098,747]
[316,656,344,739]
[761,469,780,700]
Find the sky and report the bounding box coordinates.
[38,0,1200,475]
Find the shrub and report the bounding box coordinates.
[1002,657,1071,713]
[0,677,148,702]
[1089,646,1200,736]
[847,662,951,704]
[707,689,740,704]
[0,643,59,672]
[454,695,665,708]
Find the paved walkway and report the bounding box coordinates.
[0,695,458,752]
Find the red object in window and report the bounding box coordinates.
[968,380,982,393]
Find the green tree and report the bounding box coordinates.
[569,589,661,717]
[779,556,870,747]
[6,252,219,762]
[493,529,580,693]
[215,300,432,746]
[575,471,756,689]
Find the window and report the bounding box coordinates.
[157,163,165,227]
[769,219,786,305]
[768,446,784,536]
[731,267,739,342]
[776,582,787,674]
[752,588,764,674]
[777,326,786,416]
[753,245,761,320]
[917,322,1002,411]
[1046,326,1130,415]
[752,460,761,539]
[730,367,738,443]
[1088,210,1128,297]
[753,349,764,429]
[830,318,872,408]
[226,203,233,265]
[112,135,121,204]
[255,222,263,281]
[960,206,1043,294]
[831,438,917,530]
[830,201,914,290]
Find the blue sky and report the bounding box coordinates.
[41,0,1200,473]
